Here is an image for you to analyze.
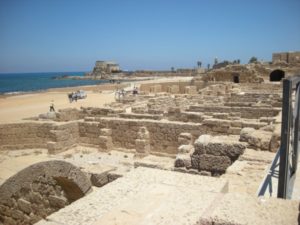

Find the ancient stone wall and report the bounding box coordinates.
[140,81,191,93]
[191,135,246,175]
[187,105,280,119]
[87,117,207,155]
[55,108,83,122]
[47,122,79,154]
[0,161,91,225]
[0,123,54,150]
[78,122,102,147]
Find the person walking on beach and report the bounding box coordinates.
[50,101,55,112]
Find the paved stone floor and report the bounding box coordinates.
[35,167,299,225]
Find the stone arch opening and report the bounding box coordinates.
[0,160,91,225]
[232,73,240,83]
[233,75,240,83]
[270,69,285,81]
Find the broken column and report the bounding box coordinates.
[135,127,150,157]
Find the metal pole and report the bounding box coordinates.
[278,79,292,198]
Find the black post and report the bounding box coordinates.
[278,79,292,198]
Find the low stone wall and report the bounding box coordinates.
[0,122,79,154]
[47,122,79,154]
[0,160,91,225]
[0,122,54,150]
[88,117,207,155]
[140,81,191,94]
[78,122,102,147]
[55,108,83,122]
[187,105,280,119]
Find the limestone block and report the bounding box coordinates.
[239,127,255,142]
[231,120,242,128]
[240,128,273,151]
[178,144,194,154]
[228,127,242,135]
[194,135,212,155]
[47,141,58,154]
[137,127,150,139]
[191,154,200,169]
[174,154,192,168]
[178,132,193,145]
[167,85,180,94]
[213,113,229,120]
[184,86,197,94]
[198,154,231,173]
[48,195,67,208]
[17,198,31,214]
[90,172,109,187]
[260,124,275,132]
[149,85,162,93]
[135,139,150,154]
[11,209,24,220]
[100,128,112,136]
[29,192,43,204]
[205,142,245,160]
[98,136,113,151]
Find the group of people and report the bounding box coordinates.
[68,92,80,103]
[114,86,139,101]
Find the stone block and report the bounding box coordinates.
[228,127,242,135]
[178,144,194,154]
[90,173,109,187]
[194,135,212,155]
[48,195,67,208]
[191,154,200,169]
[100,128,112,136]
[11,209,24,220]
[230,120,242,128]
[178,132,193,145]
[29,192,43,204]
[149,85,162,93]
[17,198,32,214]
[198,154,231,173]
[174,154,192,168]
[213,113,229,120]
[99,136,113,151]
[205,142,246,160]
[240,128,273,151]
[135,139,150,154]
[137,127,150,139]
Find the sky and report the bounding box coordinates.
[0,0,300,73]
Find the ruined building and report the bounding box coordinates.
[86,61,120,79]
[272,51,300,64]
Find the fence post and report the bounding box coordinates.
[278,79,292,198]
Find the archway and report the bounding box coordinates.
[0,160,91,225]
[233,75,240,83]
[270,69,285,81]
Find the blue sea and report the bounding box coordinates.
[0,72,108,94]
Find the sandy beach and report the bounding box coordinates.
[0,76,192,123]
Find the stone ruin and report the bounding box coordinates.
[1,77,299,224]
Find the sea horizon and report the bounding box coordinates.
[0,71,108,94]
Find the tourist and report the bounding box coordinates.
[49,101,55,112]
